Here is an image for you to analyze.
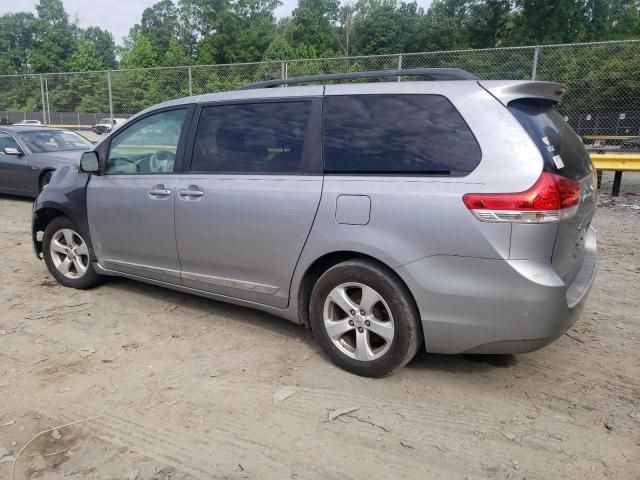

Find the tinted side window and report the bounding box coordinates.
[106,109,187,175]
[191,101,311,174]
[323,94,481,175]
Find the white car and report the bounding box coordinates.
[13,120,42,126]
[92,117,127,135]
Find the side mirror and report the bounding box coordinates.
[4,147,23,156]
[79,151,100,174]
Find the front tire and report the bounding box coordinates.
[309,259,423,377]
[43,216,101,289]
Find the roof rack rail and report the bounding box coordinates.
[239,67,478,90]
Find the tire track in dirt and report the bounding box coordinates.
[9,374,485,479]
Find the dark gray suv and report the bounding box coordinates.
[32,69,598,377]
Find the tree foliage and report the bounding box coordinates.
[82,27,117,70]
[1,0,638,75]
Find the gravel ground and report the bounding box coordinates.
[0,173,639,480]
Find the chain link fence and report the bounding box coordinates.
[0,40,638,146]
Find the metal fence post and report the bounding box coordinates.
[282,61,288,87]
[188,66,193,96]
[397,54,403,81]
[39,75,46,124]
[107,71,114,121]
[531,46,540,80]
[44,75,51,125]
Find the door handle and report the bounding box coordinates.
[148,186,172,197]
[178,186,204,198]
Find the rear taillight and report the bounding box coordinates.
[463,172,581,223]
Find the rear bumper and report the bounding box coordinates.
[396,226,598,354]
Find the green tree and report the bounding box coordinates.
[29,0,75,72]
[120,35,158,69]
[226,0,280,62]
[464,0,511,48]
[0,12,38,74]
[585,0,640,40]
[189,0,279,64]
[353,0,403,55]
[68,40,103,71]
[263,34,295,60]
[139,0,180,59]
[352,0,423,55]
[505,0,587,45]
[82,26,117,69]
[289,0,340,56]
[415,0,468,51]
[180,0,230,33]
[163,37,191,66]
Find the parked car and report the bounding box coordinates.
[13,120,42,126]
[620,135,640,152]
[92,117,127,135]
[0,126,94,197]
[32,68,598,377]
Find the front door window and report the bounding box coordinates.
[106,109,187,174]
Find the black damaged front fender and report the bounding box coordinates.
[32,165,94,261]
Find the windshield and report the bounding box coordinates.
[98,118,112,124]
[21,130,93,153]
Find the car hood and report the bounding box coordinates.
[31,150,86,164]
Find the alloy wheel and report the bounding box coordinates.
[49,228,90,279]
[323,282,395,361]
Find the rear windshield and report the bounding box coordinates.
[508,100,592,180]
[323,94,481,175]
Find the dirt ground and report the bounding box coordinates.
[1,172,639,480]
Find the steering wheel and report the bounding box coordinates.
[149,150,176,173]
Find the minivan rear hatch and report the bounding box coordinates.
[508,99,597,283]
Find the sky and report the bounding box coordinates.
[2,0,434,45]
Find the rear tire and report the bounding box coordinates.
[309,259,423,377]
[42,216,101,289]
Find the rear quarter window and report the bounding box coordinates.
[508,100,593,181]
[323,94,481,175]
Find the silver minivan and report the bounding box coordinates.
[32,69,598,377]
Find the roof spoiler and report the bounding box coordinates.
[479,80,567,106]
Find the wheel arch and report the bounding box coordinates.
[32,202,95,263]
[32,206,68,258]
[296,250,419,329]
[31,166,93,261]
[38,168,55,192]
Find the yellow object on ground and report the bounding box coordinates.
[590,153,640,197]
